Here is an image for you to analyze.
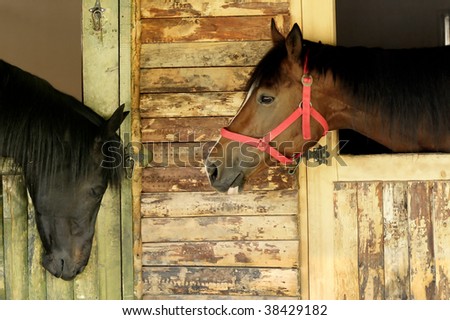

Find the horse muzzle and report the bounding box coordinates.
[42,251,86,281]
[205,159,245,193]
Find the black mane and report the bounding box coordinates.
[248,40,450,141]
[0,60,123,188]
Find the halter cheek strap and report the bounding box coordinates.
[220,55,329,165]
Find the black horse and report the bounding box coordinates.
[0,60,128,280]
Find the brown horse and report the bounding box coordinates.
[206,20,450,192]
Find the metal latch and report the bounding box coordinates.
[306,144,330,165]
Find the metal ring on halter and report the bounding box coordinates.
[301,74,313,87]
[298,101,313,109]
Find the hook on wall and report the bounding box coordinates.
[89,0,106,31]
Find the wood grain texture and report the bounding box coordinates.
[433,181,450,299]
[3,175,29,299]
[143,294,297,300]
[141,0,290,18]
[141,16,288,43]
[140,67,252,93]
[136,0,298,301]
[142,241,299,268]
[357,182,385,300]
[142,166,296,193]
[408,182,435,299]
[383,182,410,299]
[142,266,298,297]
[333,182,359,299]
[141,41,271,68]
[145,142,214,168]
[142,215,298,243]
[141,117,231,142]
[141,189,298,217]
[82,0,122,299]
[140,92,244,118]
[27,193,47,299]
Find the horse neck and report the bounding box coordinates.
[313,74,428,152]
[309,45,450,152]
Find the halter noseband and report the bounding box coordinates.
[220,54,329,166]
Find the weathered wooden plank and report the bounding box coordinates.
[142,267,298,297]
[82,0,123,299]
[140,92,244,118]
[27,193,47,299]
[141,16,288,43]
[357,182,385,300]
[141,0,290,18]
[143,294,297,300]
[433,181,450,299]
[73,235,99,300]
[142,215,298,243]
[146,142,213,168]
[46,273,74,300]
[3,175,29,299]
[141,189,299,217]
[142,117,231,142]
[142,167,296,192]
[140,67,252,93]
[305,131,340,299]
[408,182,435,299]
[333,182,359,299]
[119,0,135,300]
[96,190,122,300]
[0,178,4,299]
[141,41,272,68]
[383,182,410,299]
[133,0,144,300]
[338,154,450,182]
[142,241,299,268]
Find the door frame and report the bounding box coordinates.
[82,0,134,299]
[296,1,450,299]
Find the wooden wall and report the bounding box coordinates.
[138,0,301,299]
[333,180,450,299]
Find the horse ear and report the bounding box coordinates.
[271,18,285,44]
[285,23,303,60]
[100,104,129,139]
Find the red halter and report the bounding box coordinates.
[220,56,329,165]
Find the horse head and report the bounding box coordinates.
[206,21,328,192]
[28,105,128,280]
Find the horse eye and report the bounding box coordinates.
[259,95,275,105]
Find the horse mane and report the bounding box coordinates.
[248,40,450,142]
[0,60,123,188]
[304,41,450,140]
